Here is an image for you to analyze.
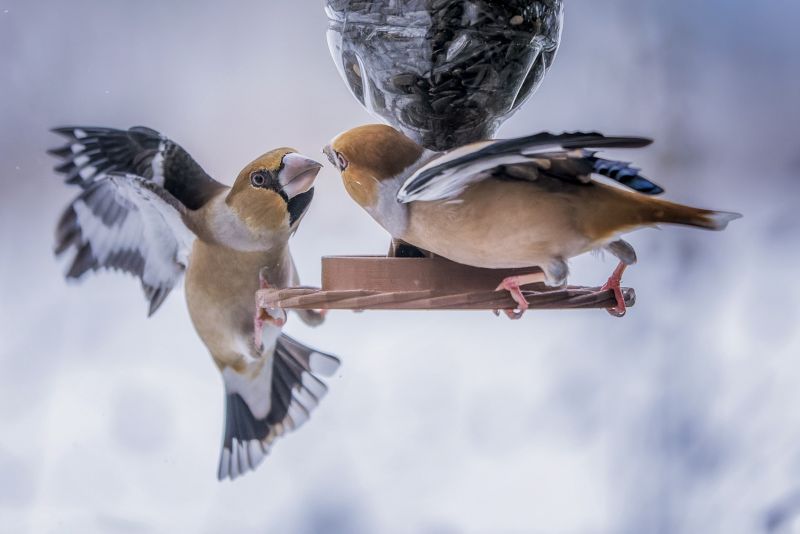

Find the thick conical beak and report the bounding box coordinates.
[278,153,322,198]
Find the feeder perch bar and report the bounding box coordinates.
[260,256,635,312]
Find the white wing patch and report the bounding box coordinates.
[397,132,658,202]
[150,139,166,187]
[56,173,196,315]
[398,152,530,202]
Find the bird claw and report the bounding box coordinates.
[257,304,287,326]
[503,308,526,320]
[494,274,541,320]
[491,307,525,320]
[600,261,628,318]
[605,306,626,318]
[254,282,287,350]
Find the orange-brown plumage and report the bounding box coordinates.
[225,148,297,233]
[330,124,424,209]
[50,125,335,480]
[325,124,741,313]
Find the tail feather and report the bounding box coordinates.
[702,210,743,230]
[217,334,340,481]
[648,198,742,231]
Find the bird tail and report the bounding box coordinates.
[643,197,742,231]
[217,334,340,481]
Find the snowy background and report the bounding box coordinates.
[1,1,799,532]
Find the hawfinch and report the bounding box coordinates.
[51,126,339,480]
[324,124,741,317]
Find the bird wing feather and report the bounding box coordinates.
[49,125,229,314]
[49,125,226,209]
[55,172,196,316]
[397,131,662,203]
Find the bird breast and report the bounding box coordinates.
[184,240,293,367]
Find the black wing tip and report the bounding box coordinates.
[145,285,170,317]
[54,218,78,256]
[619,172,664,195]
[558,131,654,149]
[614,136,653,148]
[644,183,665,195]
[128,125,162,137]
[50,126,101,138]
[46,145,72,158]
[64,243,95,279]
[624,181,664,195]
[50,126,78,136]
[50,125,148,139]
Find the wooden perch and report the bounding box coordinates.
[259,256,635,312]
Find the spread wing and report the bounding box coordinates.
[55,173,196,316]
[49,125,226,208]
[397,132,663,203]
[50,126,227,315]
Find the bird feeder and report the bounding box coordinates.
[260,0,635,314]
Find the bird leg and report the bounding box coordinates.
[389,238,431,258]
[494,272,547,320]
[254,273,287,350]
[600,261,628,317]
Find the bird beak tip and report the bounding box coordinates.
[279,153,322,198]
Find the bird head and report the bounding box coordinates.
[226,148,322,234]
[324,124,424,209]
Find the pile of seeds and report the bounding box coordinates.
[326,0,563,151]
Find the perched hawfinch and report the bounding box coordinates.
[324,124,741,317]
[51,126,339,480]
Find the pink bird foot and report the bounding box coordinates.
[494,272,546,320]
[254,274,287,350]
[600,261,629,317]
[253,304,286,350]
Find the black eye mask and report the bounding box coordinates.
[251,170,289,202]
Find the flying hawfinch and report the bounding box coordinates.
[51,126,339,480]
[324,124,741,317]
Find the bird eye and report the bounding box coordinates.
[335,151,348,170]
[250,172,266,187]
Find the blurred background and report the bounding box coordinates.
[1,1,799,532]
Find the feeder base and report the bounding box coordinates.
[259,256,635,312]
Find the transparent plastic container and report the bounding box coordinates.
[326,0,563,151]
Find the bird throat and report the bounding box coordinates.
[366,176,409,238]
